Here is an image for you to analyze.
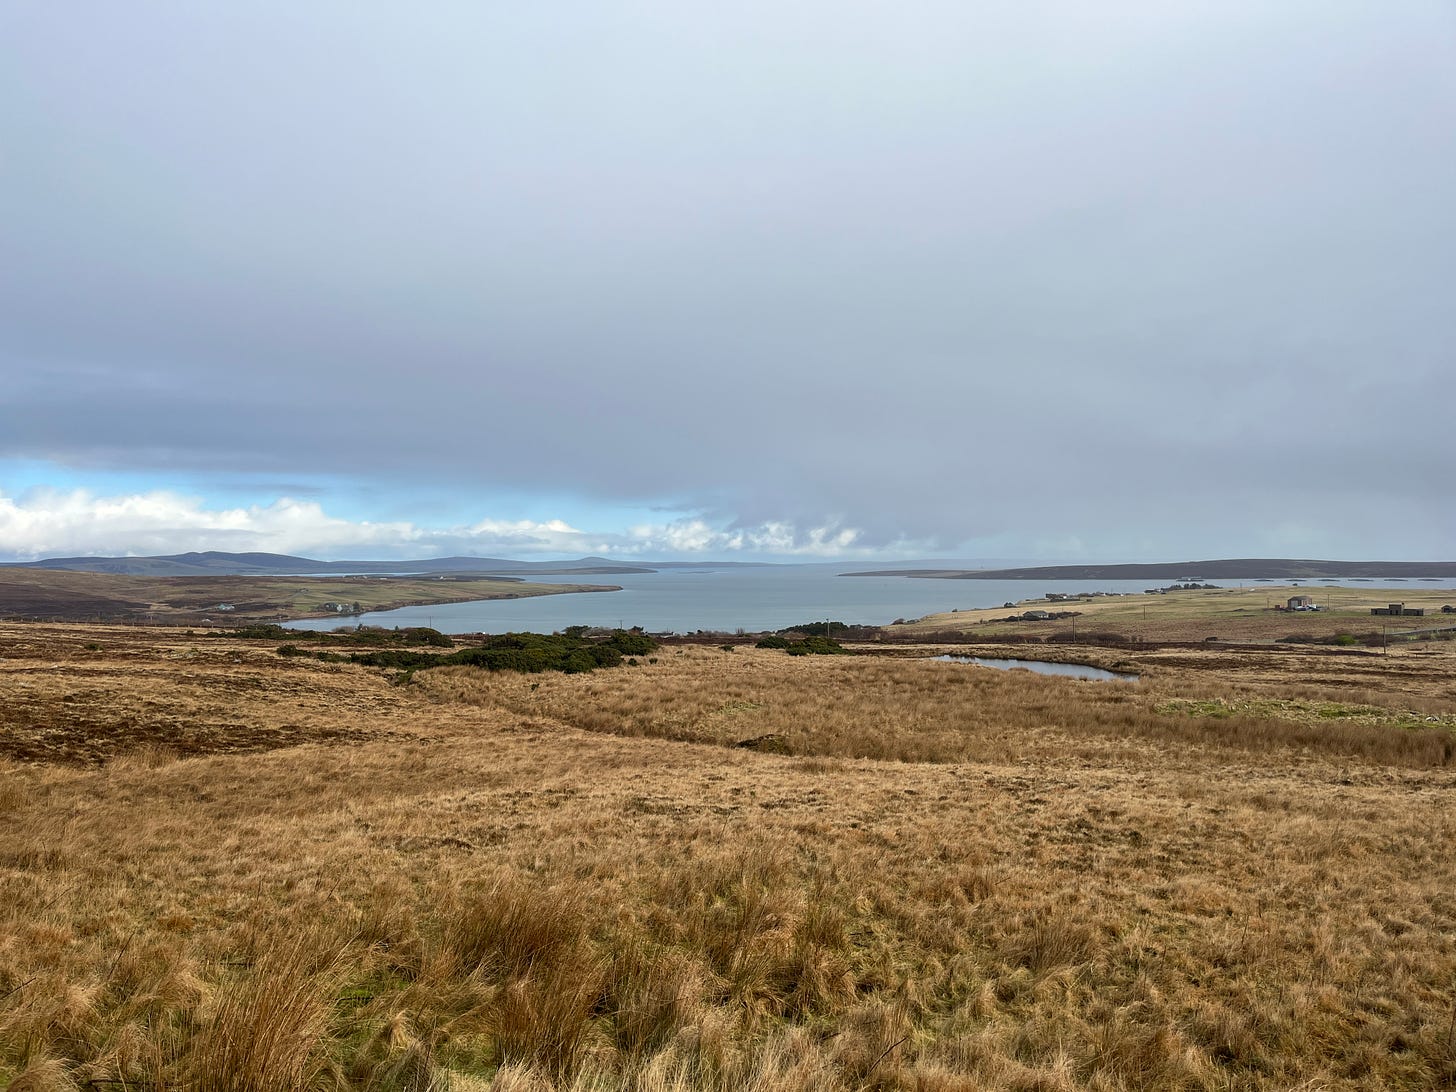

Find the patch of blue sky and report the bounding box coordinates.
[0,458,691,541]
[339,479,691,536]
[0,458,158,498]
[2,458,304,502]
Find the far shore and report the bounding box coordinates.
[889,583,1456,644]
[845,558,1456,581]
[0,567,619,626]
[283,582,620,624]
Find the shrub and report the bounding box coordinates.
[783,621,850,637]
[603,630,657,655]
[400,626,454,647]
[236,625,452,648]
[226,624,293,640]
[316,630,656,677]
[785,636,850,656]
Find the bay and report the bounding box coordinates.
[284,566,1456,636]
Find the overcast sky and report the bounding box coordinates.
[2,2,1453,562]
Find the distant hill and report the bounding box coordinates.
[844,559,1456,580]
[2,551,781,577]
[5,551,349,576]
[3,551,659,577]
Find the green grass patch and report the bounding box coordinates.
[714,701,764,716]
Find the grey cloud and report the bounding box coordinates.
[2,1,1453,557]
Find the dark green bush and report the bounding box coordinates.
[229,624,293,640]
[755,635,791,649]
[784,636,850,656]
[602,630,658,655]
[324,630,653,676]
[239,625,452,648]
[345,649,440,669]
[782,621,849,637]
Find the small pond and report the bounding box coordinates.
[932,655,1138,682]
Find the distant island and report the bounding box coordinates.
[844,559,1456,580]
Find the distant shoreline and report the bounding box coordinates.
[844,559,1456,581]
[0,567,619,625]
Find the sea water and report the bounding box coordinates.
[284,566,1456,636]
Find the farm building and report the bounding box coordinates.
[1287,595,1316,610]
[1370,603,1426,617]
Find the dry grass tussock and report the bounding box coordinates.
[419,643,1456,769]
[2,623,1456,1089]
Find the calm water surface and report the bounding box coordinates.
[285,567,1456,636]
[932,654,1137,682]
[287,566,1160,634]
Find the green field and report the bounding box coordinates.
[891,584,1456,643]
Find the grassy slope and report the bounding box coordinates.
[891,584,1456,643]
[0,567,616,623]
[1,624,1455,1089]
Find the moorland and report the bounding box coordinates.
[1,588,1455,1090]
[0,568,615,626]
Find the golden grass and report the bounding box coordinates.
[418,643,1456,768]
[190,926,353,1091]
[2,623,1455,1089]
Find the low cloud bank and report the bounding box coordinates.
[0,489,879,563]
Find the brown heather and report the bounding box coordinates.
[1,620,1455,1089]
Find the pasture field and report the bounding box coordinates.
[891,584,1456,644]
[2,621,1455,1090]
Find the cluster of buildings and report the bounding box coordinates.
[1277,597,1453,619]
[1001,608,1081,623]
[1145,581,1220,593]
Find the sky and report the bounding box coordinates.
[2,2,1453,563]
